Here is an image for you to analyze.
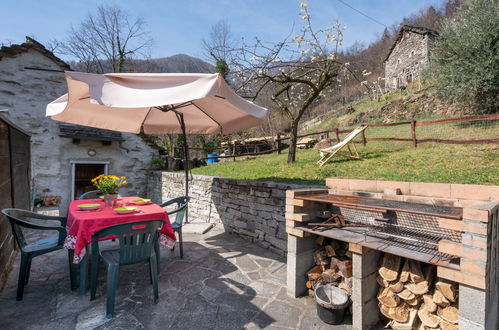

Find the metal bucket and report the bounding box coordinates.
[314,283,349,325]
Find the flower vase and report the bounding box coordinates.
[104,194,118,208]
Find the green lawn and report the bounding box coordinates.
[191,142,499,186]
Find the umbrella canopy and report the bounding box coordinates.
[46,72,268,223]
[46,71,268,134]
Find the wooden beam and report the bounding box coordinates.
[437,266,485,290]
[438,240,486,260]
[438,218,487,235]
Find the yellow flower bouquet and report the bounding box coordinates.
[91,174,128,195]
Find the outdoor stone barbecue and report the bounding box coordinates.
[286,178,498,329]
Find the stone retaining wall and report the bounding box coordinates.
[147,171,323,256]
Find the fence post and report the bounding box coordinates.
[411,120,417,148]
[362,129,367,146]
[276,133,282,154]
[335,128,340,143]
[232,142,236,161]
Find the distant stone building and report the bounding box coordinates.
[384,25,438,91]
[0,37,157,214]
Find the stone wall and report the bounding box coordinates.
[147,171,323,256]
[385,31,430,91]
[0,42,157,214]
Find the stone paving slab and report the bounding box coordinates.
[0,227,352,329]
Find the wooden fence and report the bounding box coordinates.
[196,113,499,161]
[275,113,499,150]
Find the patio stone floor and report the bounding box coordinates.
[0,227,352,329]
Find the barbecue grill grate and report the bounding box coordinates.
[330,205,461,260]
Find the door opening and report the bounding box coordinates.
[71,161,109,200]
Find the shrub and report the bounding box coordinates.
[429,0,498,114]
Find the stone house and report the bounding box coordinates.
[384,25,438,91]
[0,37,157,214]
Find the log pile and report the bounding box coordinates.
[377,254,459,329]
[305,237,352,297]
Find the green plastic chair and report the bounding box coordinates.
[1,208,76,300]
[78,190,102,200]
[159,196,190,259]
[89,219,164,318]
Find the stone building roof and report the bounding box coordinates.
[384,25,439,63]
[0,37,70,70]
[59,123,124,141]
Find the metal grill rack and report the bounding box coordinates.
[298,194,464,262]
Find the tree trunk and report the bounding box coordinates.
[287,123,299,163]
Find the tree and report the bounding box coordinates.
[60,5,153,73]
[232,3,352,163]
[429,0,498,114]
[202,19,234,81]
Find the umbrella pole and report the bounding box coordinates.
[176,111,190,223]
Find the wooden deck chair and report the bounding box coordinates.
[318,125,368,167]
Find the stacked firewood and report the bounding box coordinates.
[305,237,353,297]
[377,254,458,330]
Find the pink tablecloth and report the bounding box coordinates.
[65,196,176,263]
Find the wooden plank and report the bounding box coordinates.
[286,226,309,237]
[437,266,485,290]
[463,205,493,222]
[439,218,487,235]
[289,198,306,207]
[348,242,363,254]
[292,213,311,222]
[299,226,458,269]
[438,240,487,260]
[460,259,486,277]
[365,137,413,142]
[416,113,499,126]
[417,138,499,145]
[367,121,412,127]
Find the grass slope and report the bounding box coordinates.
[191,142,498,186]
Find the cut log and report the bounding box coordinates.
[308,289,315,297]
[379,253,401,281]
[400,259,410,283]
[437,305,458,324]
[378,287,400,308]
[391,308,418,330]
[388,303,410,323]
[405,281,429,295]
[306,265,323,282]
[322,269,341,283]
[380,303,391,319]
[397,288,416,301]
[389,281,405,293]
[338,281,351,296]
[405,296,420,306]
[324,245,336,257]
[306,281,313,289]
[409,260,424,283]
[337,259,352,278]
[422,294,437,313]
[433,289,450,307]
[440,319,458,330]
[422,264,435,287]
[313,249,329,268]
[377,276,390,288]
[417,308,441,328]
[315,235,326,246]
[435,281,457,303]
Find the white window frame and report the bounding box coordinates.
[70,160,109,200]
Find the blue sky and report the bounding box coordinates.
[0,0,447,62]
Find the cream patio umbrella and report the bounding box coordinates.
[46,71,268,221]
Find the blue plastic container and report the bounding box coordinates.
[207,153,219,164]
